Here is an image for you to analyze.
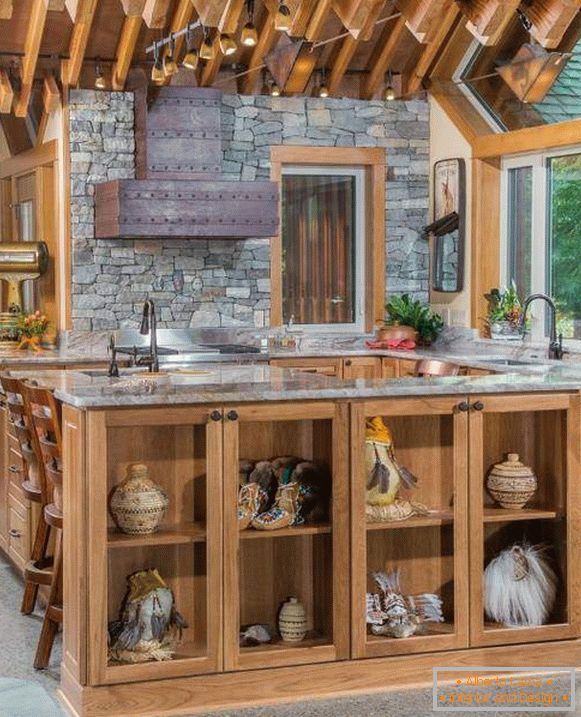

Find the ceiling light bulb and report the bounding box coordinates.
[383,84,395,101]
[200,31,215,61]
[219,33,237,56]
[182,47,199,70]
[241,22,258,47]
[275,1,291,32]
[270,81,281,97]
[318,83,328,98]
[94,60,107,90]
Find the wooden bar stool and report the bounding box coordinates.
[0,375,53,615]
[414,359,460,377]
[24,383,63,671]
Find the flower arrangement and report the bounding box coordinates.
[16,311,49,351]
[485,283,524,339]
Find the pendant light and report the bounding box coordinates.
[94,58,107,90]
[317,69,329,98]
[383,69,395,101]
[219,33,237,56]
[200,27,215,61]
[241,0,258,47]
[151,43,165,85]
[182,27,199,69]
[274,0,291,32]
[270,80,281,97]
[163,34,178,78]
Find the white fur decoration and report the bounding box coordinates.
[484,543,557,627]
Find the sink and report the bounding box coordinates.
[484,359,536,366]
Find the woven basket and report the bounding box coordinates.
[109,464,169,535]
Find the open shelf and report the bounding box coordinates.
[107,522,207,548]
[367,621,456,642]
[240,632,330,654]
[483,508,559,523]
[240,523,332,540]
[366,511,454,531]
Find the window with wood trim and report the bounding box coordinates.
[270,146,386,332]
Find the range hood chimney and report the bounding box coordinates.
[94,88,279,240]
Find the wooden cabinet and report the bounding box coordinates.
[342,357,381,379]
[381,358,398,378]
[270,357,341,376]
[397,359,417,377]
[0,402,7,554]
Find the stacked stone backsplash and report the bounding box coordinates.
[69,89,429,331]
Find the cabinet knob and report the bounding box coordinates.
[8,464,20,474]
[226,410,239,421]
[458,401,469,412]
[209,410,223,422]
[473,401,484,411]
[9,528,21,538]
[345,359,352,367]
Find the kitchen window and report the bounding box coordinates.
[502,148,581,341]
[280,166,365,330]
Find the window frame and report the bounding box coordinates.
[270,146,386,333]
[280,164,366,332]
[501,145,581,346]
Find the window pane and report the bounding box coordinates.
[507,166,533,298]
[548,154,581,339]
[281,174,356,326]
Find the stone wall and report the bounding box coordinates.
[69,89,429,331]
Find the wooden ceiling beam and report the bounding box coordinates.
[199,0,245,87]
[455,0,520,45]
[46,0,66,9]
[523,0,581,49]
[361,14,406,99]
[112,0,146,91]
[14,0,49,117]
[62,0,98,86]
[288,0,317,37]
[305,0,331,40]
[397,0,452,43]
[240,11,278,94]
[0,0,12,18]
[332,0,386,39]
[0,71,13,113]
[43,74,60,113]
[406,4,460,96]
[192,0,243,32]
[142,0,172,28]
[167,0,196,61]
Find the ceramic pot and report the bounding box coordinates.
[489,320,523,341]
[376,325,418,343]
[486,453,537,510]
[109,463,169,535]
[278,597,307,643]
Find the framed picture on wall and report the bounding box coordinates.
[431,158,466,293]
[433,158,465,221]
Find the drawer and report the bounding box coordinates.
[397,359,417,377]
[8,493,30,569]
[8,431,21,455]
[270,358,341,376]
[7,448,23,492]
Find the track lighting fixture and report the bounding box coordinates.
[200,27,215,61]
[94,58,107,90]
[241,0,258,47]
[262,69,280,96]
[274,0,292,32]
[163,34,178,77]
[151,43,165,85]
[183,27,199,69]
[270,81,281,97]
[383,69,395,101]
[317,69,328,98]
[219,33,237,56]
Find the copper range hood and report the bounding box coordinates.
[94,87,279,240]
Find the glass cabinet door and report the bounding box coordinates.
[223,402,350,671]
[351,397,469,658]
[469,393,581,647]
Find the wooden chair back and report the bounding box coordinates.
[0,374,44,501]
[414,359,460,377]
[23,383,63,516]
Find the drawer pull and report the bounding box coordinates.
[209,410,222,422]
[9,528,21,538]
[8,464,20,474]
[458,401,470,412]
[226,410,239,422]
[472,401,485,411]
[345,359,352,367]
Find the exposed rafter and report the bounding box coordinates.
[406,4,460,96]
[142,0,172,28]
[14,0,49,117]
[305,0,331,40]
[523,0,581,49]
[332,0,385,39]
[397,0,453,43]
[361,14,406,99]
[240,11,278,94]
[43,74,60,113]
[287,0,317,37]
[0,71,13,113]
[46,0,66,9]
[455,0,520,45]
[62,0,98,86]
[112,0,146,91]
[166,0,196,65]
[0,0,12,19]
[199,0,246,87]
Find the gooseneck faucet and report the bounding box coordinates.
[518,293,564,360]
[140,299,159,372]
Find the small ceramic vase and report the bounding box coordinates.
[278,597,307,643]
[486,453,537,510]
[109,463,169,535]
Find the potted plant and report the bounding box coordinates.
[16,311,49,352]
[485,284,524,340]
[380,294,444,346]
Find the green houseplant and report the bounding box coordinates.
[383,294,444,346]
[485,284,524,340]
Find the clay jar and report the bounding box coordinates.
[278,597,307,643]
[486,453,537,510]
[109,463,169,535]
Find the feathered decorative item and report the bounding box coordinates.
[484,542,557,627]
[365,417,428,522]
[366,569,444,638]
[108,569,188,663]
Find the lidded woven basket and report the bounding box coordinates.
[109,463,169,535]
[486,453,537,510]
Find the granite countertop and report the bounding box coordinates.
[7,360,581,409]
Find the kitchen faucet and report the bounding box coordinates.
[518,293,564,360]
[140,299,159,372]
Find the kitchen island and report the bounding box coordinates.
[7,363,578,717]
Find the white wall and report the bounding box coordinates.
[429,96,472,327]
